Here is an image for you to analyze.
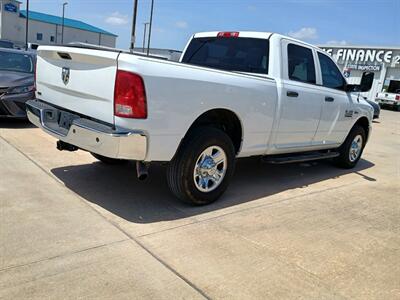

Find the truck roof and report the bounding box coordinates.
[192,31,322,50]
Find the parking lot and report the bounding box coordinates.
[0,109,399,299]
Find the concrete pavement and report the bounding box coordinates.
[0,135,205,299]
[0,109,399,299]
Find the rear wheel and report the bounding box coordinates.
[91,153,128,165]
[167,127,235,205]
[334,125,366,169]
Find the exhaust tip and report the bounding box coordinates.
[138,173,148,181]
[57,140,78,152]
[136,161,149,181]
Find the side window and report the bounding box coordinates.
[318,52,346,90]
[287,44,316,84]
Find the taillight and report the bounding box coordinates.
[217,32,239,38]
[114,70,147,119]
[396,95,400,101]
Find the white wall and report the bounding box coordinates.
[27,19,56,44]
[98,33,116,47]
[62,26,115,47]
[0,0,116,47]
[0,0,25,43]
[27,20,116,47]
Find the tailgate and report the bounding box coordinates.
[378,93,396,101]
[36,46,120,124]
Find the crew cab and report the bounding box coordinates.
[26,31,374,205]
[375,80,400,111]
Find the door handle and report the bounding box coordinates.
[287,91,299,98]
[325,96,334,102]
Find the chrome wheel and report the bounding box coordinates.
[193,146,227,192]
[349,134,363,162]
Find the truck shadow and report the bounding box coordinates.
[0,118,35,129]
[51,158,375,224]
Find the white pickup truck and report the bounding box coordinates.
[375,80,400,110]
[27,31,374,205]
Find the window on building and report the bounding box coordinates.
[318,52,346,90]
[50,36,55,42]
[36,33,43,41]
[287,44,316,84]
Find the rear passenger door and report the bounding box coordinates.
[313,51,352,145]
[274,41,322,149]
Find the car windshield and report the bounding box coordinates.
[182,37,269,74]
[0,51,34,73]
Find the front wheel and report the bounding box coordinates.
[167,127,236,205]
[334,125,366,169]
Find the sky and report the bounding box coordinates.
[23,0,400,50]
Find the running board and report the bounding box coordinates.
[262,151,339,164]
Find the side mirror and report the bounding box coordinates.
[359,72,374,92]
[346,72,374,92]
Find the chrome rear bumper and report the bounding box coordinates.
[26,99,147,160]
[376,99,399,106]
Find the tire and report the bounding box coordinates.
[91,153,128,165]
[334,125,366,169]
[167,127,236,205]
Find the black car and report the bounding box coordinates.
[365,98,380,119]
[0,49,36,118]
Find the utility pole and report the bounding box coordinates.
[61,2,68,44]
[130,0,139,51]
[25,0,29,50]
[142,22,149,52]
[146,0,154,56]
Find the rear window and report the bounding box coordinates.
[0,41,14,49]
[0,51,34,73]
[388,80,400,94]
[182,37,269,74]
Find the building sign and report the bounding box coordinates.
[323,48,400,66]
[4,3,17,13]
[346,63,382,72]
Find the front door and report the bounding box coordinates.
[274,41,322,149]
[313,51,352,145]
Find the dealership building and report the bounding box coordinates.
[0,0,117,47]
[320,45,400,100]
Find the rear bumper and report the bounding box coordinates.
[375,99,399,107]
[26,99,147,160]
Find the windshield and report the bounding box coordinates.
[0,51,34,73]
[182,37,269,74]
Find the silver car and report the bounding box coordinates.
[0,48,36,118]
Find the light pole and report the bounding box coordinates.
[130,0,139,51]
[25,0,30,50]
[146,0,154,56]
[142,22,149,52]
[61,2,68,44]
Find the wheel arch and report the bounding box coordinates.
[177,108,244,156]
[353,116,371,142]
